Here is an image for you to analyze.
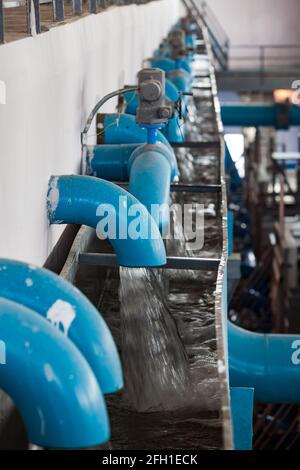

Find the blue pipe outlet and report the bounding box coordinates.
[229,321,300,403]
[221,103,300,129]
[47,175,166,268]
[0,258,123,395]
[0,297,109,448]
[128,144,177,236]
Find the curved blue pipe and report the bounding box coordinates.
[128,144,177,236]
[0,258,123,395]
[229,321,300,403]
[0,297,109,448]
[47,175,166,268]
[221,103,300,128]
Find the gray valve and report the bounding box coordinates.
[136,68,173,126]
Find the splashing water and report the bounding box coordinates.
[119,267,189,412]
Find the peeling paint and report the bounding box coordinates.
[46,299,76,337]
[47,176,60,216]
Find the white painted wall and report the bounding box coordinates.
[204,0,300,46]
[0,0,182,266]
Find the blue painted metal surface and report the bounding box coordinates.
[145,126,160,145]
[86,144,139,180]
[221,103,300,128]
[151,58,191,93]
[230,387,254,450]
[102,113,172,151]
[0,297,109,448]
[128,144,177,236]
[229,321,300,403]
[166,69,191,94]
[227,210,233,257]
[47,175,166,267]
[225,143,242,192]
[87,141,177,236]
[152,57,192,75]
[163,114,185,143]
[0,259,123,395]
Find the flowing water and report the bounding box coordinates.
[119,267,189,412]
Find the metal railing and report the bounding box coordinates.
[183,0,229,70]
[229,44,300,72]
[0,0,156,44]
[200,0,229,61]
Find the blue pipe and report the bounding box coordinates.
[86,143,140,180]
[128,144,177,236]
[151,59,191,94]
[47,175,166,268]
[229,320,300,403]
[100,113,172,151]
[0,258,123,395]
[162,113,185,143]
[86,143,177,235]
[0,297,109,448]
[221,103,300,128]
[152,57,192,75]
[167,69,191,94]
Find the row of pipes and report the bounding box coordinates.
[2,8,300,450]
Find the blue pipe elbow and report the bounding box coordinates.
[128,144,177,236]
[0,258,123,395]
[47,175,166,268]
[0,297,109,448]
[229,321,300,403]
